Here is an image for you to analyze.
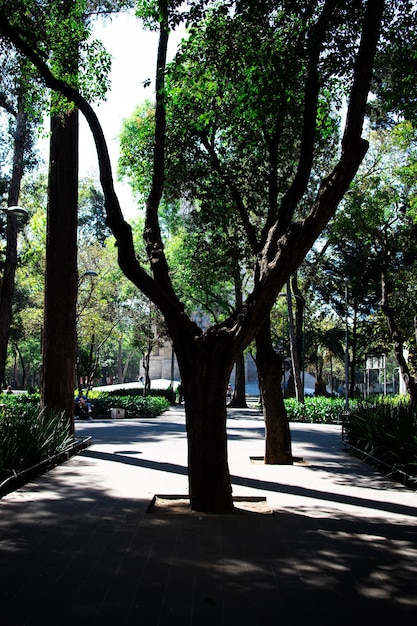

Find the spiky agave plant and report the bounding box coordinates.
[345,398,417,474]
[0,406,74,475]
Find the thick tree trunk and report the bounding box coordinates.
[185,383,234,513]
[41,110,78,430]
[174,332,235,514]
[256,316,293,465]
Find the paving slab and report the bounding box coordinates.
[1,405,417,625]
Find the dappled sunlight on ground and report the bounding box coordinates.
[1,405,417,623]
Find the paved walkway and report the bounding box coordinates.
[1,405,417,625]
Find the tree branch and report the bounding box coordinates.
[230,0,386,349]
[199,131,259,254]
[0,9,183,319]
[144,0,171,276]
[270,0,338,237]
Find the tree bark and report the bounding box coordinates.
[349,300,358,398]
[229,350,247,407]
[291,273,305,394]
[256,316,293,465]
[287,280,303,403]
[176,333,235,513]
[229,271,247,407]
[0,100,27,387]
[41,109,78,430]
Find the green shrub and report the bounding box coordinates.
[86,391,169,418]
[0,390,169,420]
[0,393,40,414]
[0,389,168,487]
[344,397,417,476]
[284,396,351,423]
[0,406,75,475]
[101,387,175,403]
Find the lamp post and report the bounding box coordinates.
[2,205,28,221]
[0,205,28,388]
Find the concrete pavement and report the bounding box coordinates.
[1,405,417,625]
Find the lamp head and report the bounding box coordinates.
[2,206,28,224]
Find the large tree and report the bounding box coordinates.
[1,0,399,512]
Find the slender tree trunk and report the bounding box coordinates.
[41,109,78,430]
[86,332,95,389]
[229,271,247,407]
[117,340,132,384]
[0,101,27,387]
[117,338,123,382]
[349,300,358,398]
[143,348,151,396]
[291,273,305,394]
[229,351,247,407]
[287,280,303,402]
[0,213,18,388]
[256,316,293,464]
[13,342,26,389]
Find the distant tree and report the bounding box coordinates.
[133,300,168,395]
[0,53,41,388]
[314,123,417,402]
[78,176,111,245]
[76,237,142,387]
[370,1,417,126]
[8,173,47,389]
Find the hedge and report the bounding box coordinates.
[0,390,170,419]
[284,396,354,423]
[86,391,170,418]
